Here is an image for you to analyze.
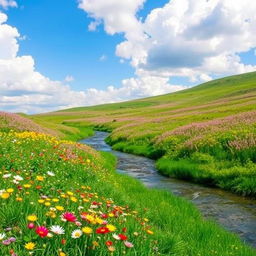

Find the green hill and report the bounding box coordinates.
[33,71,256,196]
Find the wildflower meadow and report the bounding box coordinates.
[0,127,255,255]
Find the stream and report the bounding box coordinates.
[80,131,256,247]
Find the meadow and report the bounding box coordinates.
[33,72,256,197]
[0,117,256,255]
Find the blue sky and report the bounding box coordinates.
[5,0,170,91]
[0,0,255,113]
[6,0,133,90]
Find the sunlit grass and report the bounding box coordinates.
[31,72,256,197]
[0,131,255,255]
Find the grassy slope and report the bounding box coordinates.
[0,129,255,255]
[32,72,256,196]
[0,72,255,254]
[33,72,256,197]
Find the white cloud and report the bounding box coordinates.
[88,20,101,31]
[81,0,256,82]
[64,75,74,82]
[0,13,19,59]
[78,0,146,41]
[137,0,256,79]
[0,12,184,113]
[0,0,17,9]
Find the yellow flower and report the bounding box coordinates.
[106,224,116,232]
[70,196,77,202]
[56,205,64,211]
[52,198,59,202]
[38,199,45,204]
[24,184,31,188]
[6,188,14,193]
[108,213,114,218]
[67,191,74,196]
[82,227,93,235]
[27,215,37,222]
[86,214,94,222]
[59,252,66,256]
[25,242,36,250]
[108,246,115,252]
[1,192,10,199]
[92,241,99,248]
[16,197,23,202]
[95,217,103,225]
[36,176,44,181]
[44,202,51,206]
[146,229,154,235]
[46,211,56,218]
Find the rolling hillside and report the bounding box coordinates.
[33,71,256,196]
[0,72,255,254]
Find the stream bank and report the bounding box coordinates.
[81,131,256,247]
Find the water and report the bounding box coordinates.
[80,131,256,247]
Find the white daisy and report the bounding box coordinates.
[71,229,82,239]
[50,225,65,235]
[13,175,23,181]
[3,174,11,179]
[47,171,55,176]
[0,233,6,240]
[112,233,121,240]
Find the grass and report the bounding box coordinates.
[32,71,256,197]
[0,130,255,255]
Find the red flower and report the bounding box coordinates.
[118,234,128,240]
[62,212,77,222]
[122,227,127,233]
[96,227,110,234]
[105,240,113,247]
[101,213,108,219]
[36,226,49,238]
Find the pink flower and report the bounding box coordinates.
[62,212,77,222]
[27,223,35,229]
[75,221,82,227]
[124,241,134,248]
[36,226,49,238]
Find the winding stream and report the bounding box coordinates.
[81,131,256,247]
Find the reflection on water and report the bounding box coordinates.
[80,131,256,247]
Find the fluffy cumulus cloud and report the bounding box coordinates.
[81,0,256,82]
[78,0,146,41]
[0,12,86,113]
